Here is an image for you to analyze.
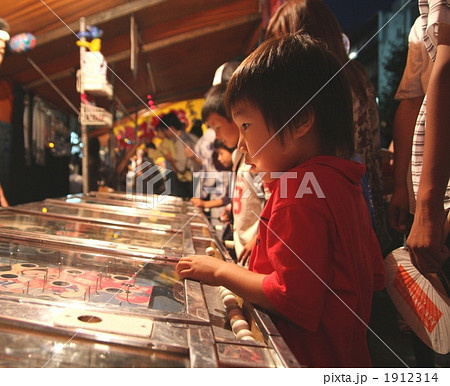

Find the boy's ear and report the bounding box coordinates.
[293,110,315,139]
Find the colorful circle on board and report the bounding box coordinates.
[0,273,18,279]
[79,253,94,260]
[20,263,39,268]
[105,287,124,294]
[51,280,71,287]
[66,269,84,275]
[112,275,130,281]
[20,268,48,278]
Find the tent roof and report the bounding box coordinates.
[1,0,263,117]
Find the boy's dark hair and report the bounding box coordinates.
[225,33,354,159]
[201,82,230,123]
[156,111,183,131]
[213,139,234,153]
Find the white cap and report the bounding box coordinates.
[212,63,226,86]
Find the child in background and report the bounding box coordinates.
[176,34,385,367]
[201,82,266,266]
[190,139,233,210]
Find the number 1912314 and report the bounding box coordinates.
[384,373,438,382]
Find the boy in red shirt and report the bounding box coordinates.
[176,34,385,367]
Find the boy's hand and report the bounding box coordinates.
[176,255,274,312]
[176,255,226,286]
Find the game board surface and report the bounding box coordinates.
[0,242,184,312]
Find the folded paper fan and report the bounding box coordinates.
[385,247,450,354]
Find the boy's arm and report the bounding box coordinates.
[176,255,276,312]
[407,22,450,274]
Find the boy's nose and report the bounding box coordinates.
[237,133,247,154]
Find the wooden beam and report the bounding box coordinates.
[36,0,169,47]
[140,14,261,52]
[24,13,261,90]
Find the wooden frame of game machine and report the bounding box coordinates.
[0,195,299,368]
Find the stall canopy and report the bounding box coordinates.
[1,0,263,117]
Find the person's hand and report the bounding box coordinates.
[237,238,256,266]
[388,184,412,233]
[176,255,227,286]
[220,208,231,222]
[185,147,195,158]
[406,206,449,275]
[190,197,204,208]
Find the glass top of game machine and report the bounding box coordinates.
[0,239,187,314]
[0,238,205,367]
[8,199,190,231]
[0,236,298,368]
[57,191,200,216]
[0,210,191,259]
[35,194,215,243]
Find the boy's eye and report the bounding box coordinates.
[242,123,251,131]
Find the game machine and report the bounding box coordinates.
[58,191,221,251]
[7,194,222,257]
[0,194,300,368]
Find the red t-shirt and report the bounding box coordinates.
[249,156,385,367]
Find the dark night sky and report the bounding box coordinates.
[323,0,401,34]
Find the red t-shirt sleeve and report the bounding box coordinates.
[261,204,331,332]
